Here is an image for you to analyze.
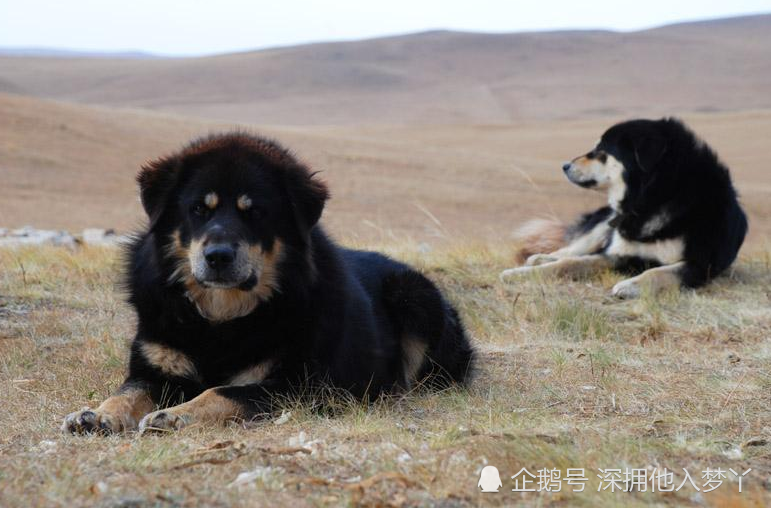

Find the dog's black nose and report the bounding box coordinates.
[204,244,235,269]
[562,162,572,173]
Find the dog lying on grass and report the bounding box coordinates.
[502,118,747,298]
[63,133,475,434]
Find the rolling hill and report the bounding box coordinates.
[1,14,770,242]
[0,15,769,125]
[1,91,770,243]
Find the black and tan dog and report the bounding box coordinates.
[63,133,474,434]
[501,118,747,298]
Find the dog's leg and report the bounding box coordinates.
[382,269,474,390]
[525,243,595,266]
[62,382,155,434]
[611,261,686,299]
[524,221,612,266]
[138,379,292,433]
[502,254,612,280]
[139,388,240,433]
[63,338,205,434]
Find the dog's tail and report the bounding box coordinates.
[513,218,567,264]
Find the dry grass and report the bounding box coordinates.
[2,243,771,507]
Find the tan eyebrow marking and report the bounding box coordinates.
[204,192,219,209]
[237,195,252,211]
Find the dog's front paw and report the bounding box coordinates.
[139,410,188,434]
[62,408,122,435]
[500,266,534,281]
[525,254,558,266]
[612,278,642,299]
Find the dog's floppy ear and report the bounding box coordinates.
[137,155,181,228]
[632,135,667,172]
[284,165,329,233]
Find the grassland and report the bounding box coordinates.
[1,242,770,507]
[2,13,771,507]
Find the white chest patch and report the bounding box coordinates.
[607,177,626,211]
[605,155,626,211]
[605,231,685,265]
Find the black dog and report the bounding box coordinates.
[63,133,474,434]
[502,118,748,298]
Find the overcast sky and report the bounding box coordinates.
[1,0,769,56]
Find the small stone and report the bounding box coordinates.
[272,410,291,425]
[0,228,76,247]
[82,228,121,245]
[742,437,768,448]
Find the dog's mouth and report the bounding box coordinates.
[197,271,258,291]
[563,164,598,189]
[564,171,598,189]
[574,179,598,189]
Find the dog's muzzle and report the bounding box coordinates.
[562,162,597,188]
[192,242,258,290]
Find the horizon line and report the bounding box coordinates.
[0,11,768,59]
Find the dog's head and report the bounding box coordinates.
[137,132,328,321]
[562,119,670,209]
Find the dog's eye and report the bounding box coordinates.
[192,203,209,216]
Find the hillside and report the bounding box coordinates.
[1,92,770,244]
[0,93,219,231]
[0,15,769,125]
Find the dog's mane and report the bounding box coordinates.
[178,131,302,168]
[614,118,738,240]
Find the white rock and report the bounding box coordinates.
[272,410,292,425]
[0,229,76,247]
[722,446,743,460]
[35,440,58,455]
[0,227,130,248]
[82,228,117,245]
[288,431,307,447]
[228,466,284,488]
